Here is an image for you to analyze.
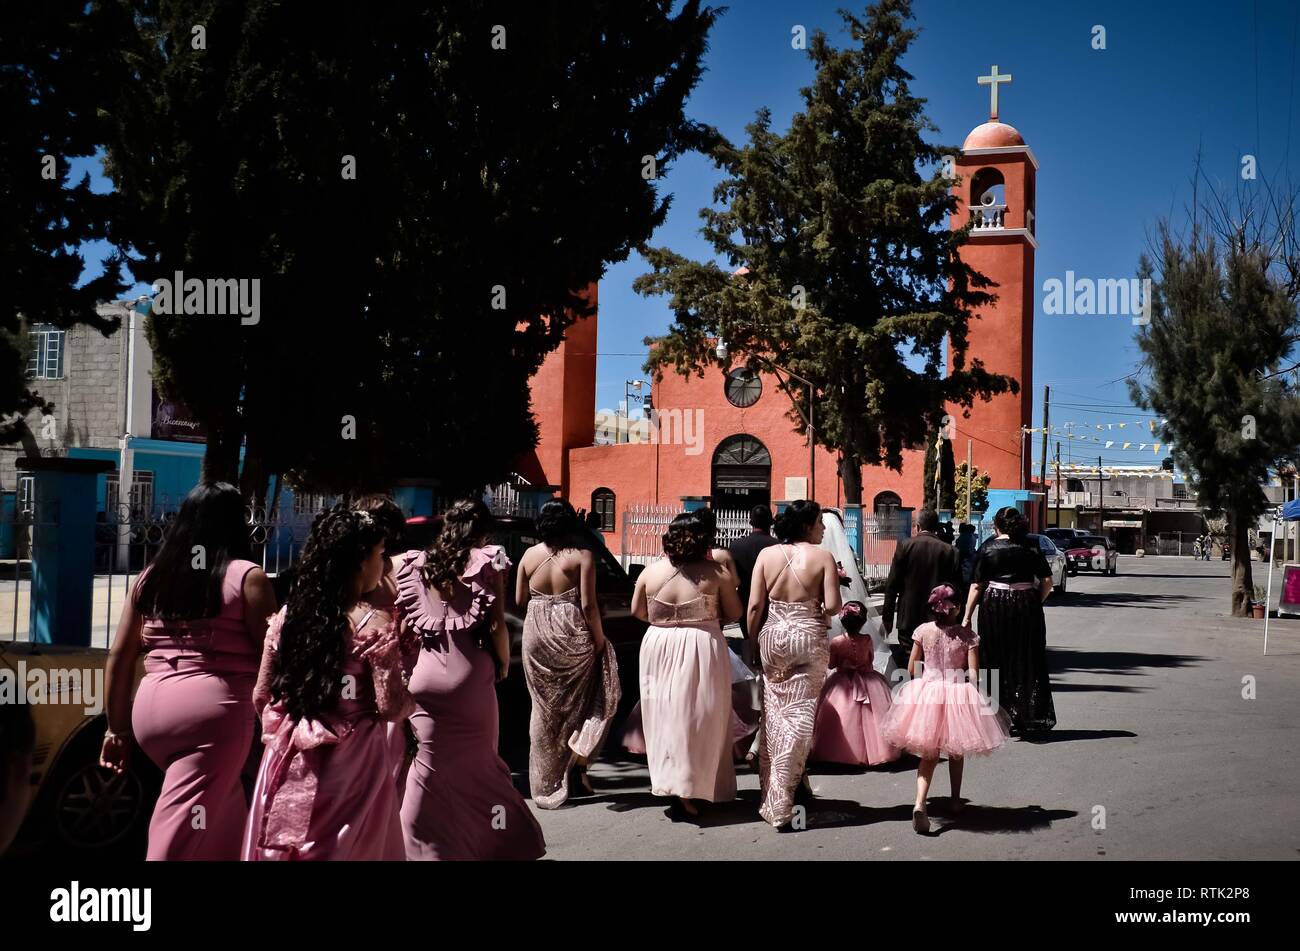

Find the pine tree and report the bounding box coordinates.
[636,0,1014,503]
[1131,221,1300,616]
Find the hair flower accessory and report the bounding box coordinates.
[839,600,864,620]
[927,583,958,616]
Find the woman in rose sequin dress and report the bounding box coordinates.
[517,500,619,809]
[748,500,842,830]
[396,499,545,860]
[243,508,411,860]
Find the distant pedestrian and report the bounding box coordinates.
[727,505,780,641]
[955,522,978,586]
[881,508,962,668]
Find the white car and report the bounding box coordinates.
[1029,533,1068,595]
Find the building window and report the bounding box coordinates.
[18,476,35,515]
[28,325,66,380]
[724,368,762,407]
[591,488,616,533]
[106,471,155,518]
[872,491,902,516]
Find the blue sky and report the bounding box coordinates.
[71,0,1298,471]
[593,0,1300,471]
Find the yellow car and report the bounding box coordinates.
[0,641,158,858]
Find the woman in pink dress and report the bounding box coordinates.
[879,584,1011,833]
[396,498,545,860]
[631,511,743,818]
[101,482,278,860]
[811,600,899,766]
[243,507,412,860]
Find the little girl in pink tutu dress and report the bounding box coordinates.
[880,584,1010,833]
[811,601,899,766]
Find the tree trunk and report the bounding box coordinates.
[1230,507,1254,617]
[839,452,862,505]
[239,437,269,510]
[202,418,242,485]
[13,418,42,460]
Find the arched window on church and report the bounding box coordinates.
[969,167,1006,231]
[591,488,616,533]
[873,491,902,517]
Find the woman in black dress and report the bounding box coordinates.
[961,507,1056,734]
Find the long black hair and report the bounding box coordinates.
[536,499,580,550]
[775,499,822,543]
[134,482,251,620]
[422,498,494,592]
[271,506,386,722]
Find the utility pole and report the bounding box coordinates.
[965,438,973,523]
[1019,427,1026,491]
[1039,385,1050,530]
[1054,441,1061,528]
[1098,455,1105,531]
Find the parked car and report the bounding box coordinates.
[1045,528,1088,547]
[1,642,159,858]
[1028,533,1068,595]
[403,514,646,767]
[1064,534,1119,575]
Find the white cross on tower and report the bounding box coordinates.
[977,65,1012,121]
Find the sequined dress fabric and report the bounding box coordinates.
[522,585,621,809]
[758,598,830,826]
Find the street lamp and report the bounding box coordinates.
[715,338,817,501]
[623,379,646,444]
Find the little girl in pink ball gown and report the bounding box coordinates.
[880,584,1010,833]
[811,601,899,766]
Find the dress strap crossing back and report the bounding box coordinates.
[773,544,816,601]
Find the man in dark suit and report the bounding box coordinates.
[881,508,962,667]
[727,504,780,643]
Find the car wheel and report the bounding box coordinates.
[34,722,158,855]
[1059,571,1067,594]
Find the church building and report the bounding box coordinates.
[518,74,1042,559]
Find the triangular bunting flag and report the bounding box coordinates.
[1105,440,1114,448]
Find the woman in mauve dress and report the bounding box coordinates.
[631,511,743,818]
[101,482,278,861]
[243,507,411,860]
[748,500,842,830]
[396,498,545,860]
[517,499,619,808]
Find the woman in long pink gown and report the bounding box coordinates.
[243,507,412,860]
[631,511,744,818]
[811,601,899,766]
[396,498,545,860]
[101,482,278,860]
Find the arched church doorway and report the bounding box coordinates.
[711,434,771,509]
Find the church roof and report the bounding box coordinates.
[962,120,1025,149]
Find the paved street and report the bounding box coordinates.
[528,556,1300,859]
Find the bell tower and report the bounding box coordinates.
[949,65,1038,492]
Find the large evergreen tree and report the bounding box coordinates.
[634,0,1013,503]
[0,1,126,454]
[1132,221,1300,615]
[94,0,719,498]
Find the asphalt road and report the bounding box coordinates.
[524,555,1300,860]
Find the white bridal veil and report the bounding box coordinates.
[820,510,897,680]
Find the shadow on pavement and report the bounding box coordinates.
[928,803,1078,836]
[1053,591,1197,609]
[1048,647,1209,675]
[1016,729,1137,743]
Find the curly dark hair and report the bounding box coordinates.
[135,481,252,620]
[662,511,709,565]
[994,506,1028,541]
[775,499,822,543]
[422,498,494,592]
[351,493,406,556]
[271,507,386,723]
[694,507,719,548]
[536,499,580,550]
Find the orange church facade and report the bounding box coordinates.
[516,111,1041,554]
